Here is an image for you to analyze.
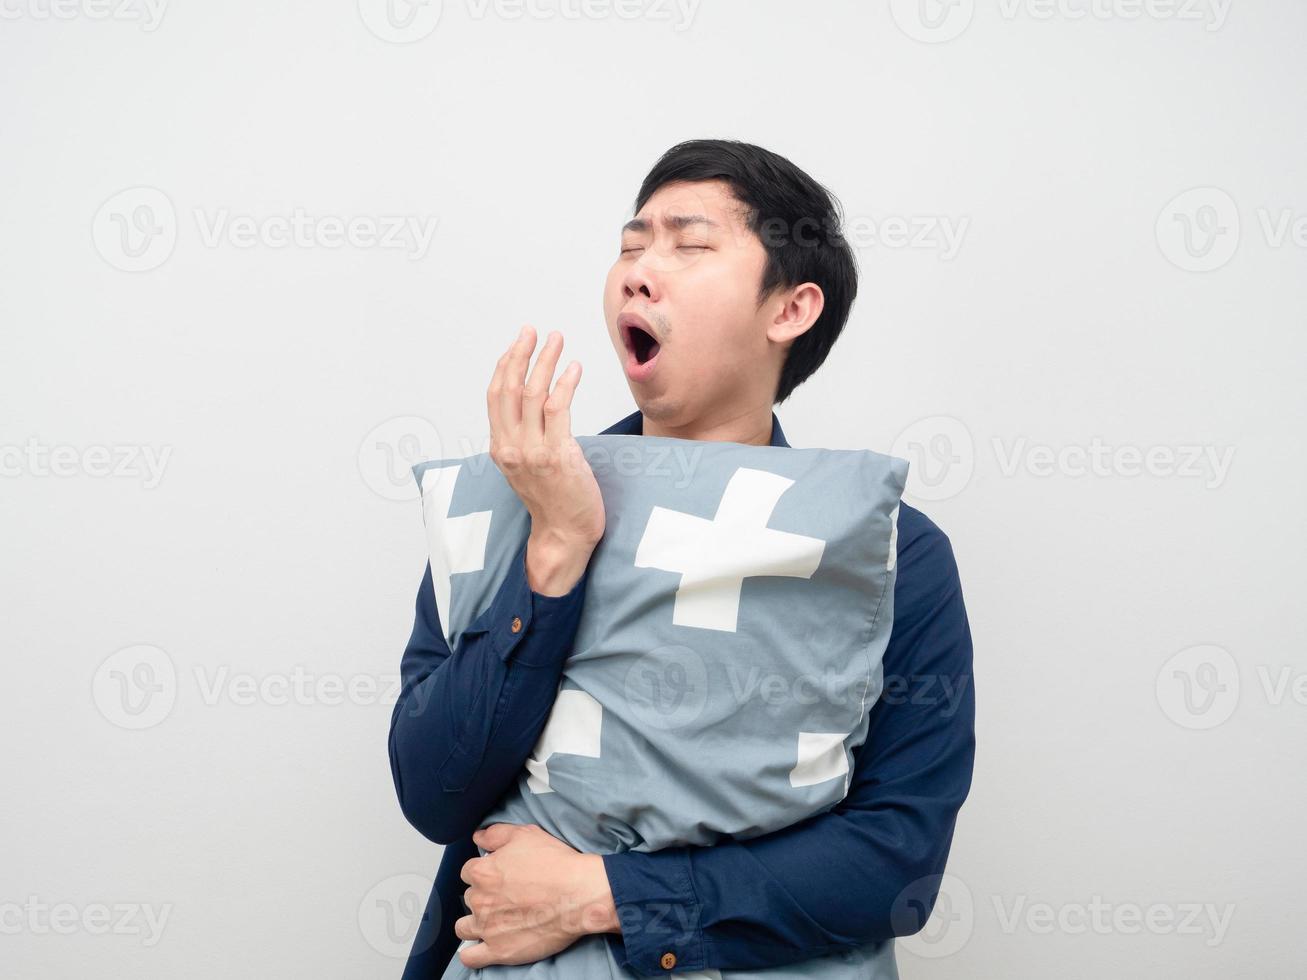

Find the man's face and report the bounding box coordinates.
[603,179,777,426]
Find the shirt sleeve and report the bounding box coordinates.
[600,507,976,975]
[388,536,591,845]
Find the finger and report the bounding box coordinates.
[459,941,493,970]
[521,330,563,443]
[459,857,482,886]
[454,914,482,942]
[473,823,518,852]
[499,325,535,433]
[487,343,512,444]
[543,360,581,446]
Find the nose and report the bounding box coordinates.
[621,254,660,304]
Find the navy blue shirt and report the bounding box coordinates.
[389,408,975,978]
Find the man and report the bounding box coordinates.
[389,139,975,977]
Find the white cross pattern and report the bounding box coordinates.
[634,467,826,633]
[789,731,852,792]
[420,464,492,645]
[526,688,603,794]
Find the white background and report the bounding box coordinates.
[2,0,1304,976]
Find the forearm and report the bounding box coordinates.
[389,640,567,844]
[389,541,591,844]
[602,806,958,973]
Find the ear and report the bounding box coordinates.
[765,282,825,347]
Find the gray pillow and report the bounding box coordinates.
[415,433,907,980]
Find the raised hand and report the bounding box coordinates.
[487,325,605,595]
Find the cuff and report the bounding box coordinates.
[482,537,591,667]
[602,849,707,976]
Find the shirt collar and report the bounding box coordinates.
[599,408,790,449]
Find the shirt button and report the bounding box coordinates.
[510,616,523,634]
[659,951,677,970]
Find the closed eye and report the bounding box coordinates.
[620,244,710,255]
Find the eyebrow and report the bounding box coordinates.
[621,213,721,234]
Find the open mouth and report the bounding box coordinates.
[625,324,661,365]
[619,314,663,382]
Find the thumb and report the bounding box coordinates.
[472,823,518,852]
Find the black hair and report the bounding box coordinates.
[633,139,858,404]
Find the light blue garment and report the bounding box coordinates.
[414,434,907,980]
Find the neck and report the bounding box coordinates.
[642,404,774,446]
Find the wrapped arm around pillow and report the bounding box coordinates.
[601,510,975,975]
[388,537,592,845]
